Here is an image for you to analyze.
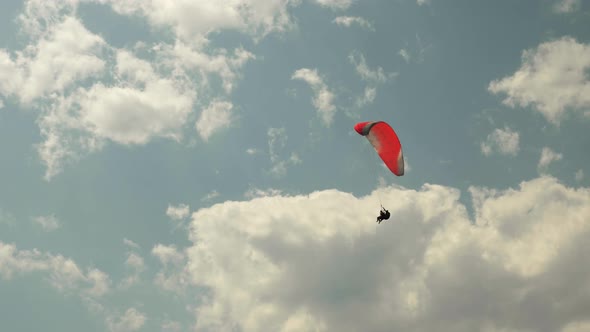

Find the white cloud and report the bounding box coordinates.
[79,51,195,146]
[163,43,255,94]
[0,242,111,298]
[107,307,146,332]
[0,99,4,109]
[196,100,234,141]
[2,1,267,180]
[32,45,196,180]
[480,127,520,156]
[313,0,353,10]
[538,147,563,171]
[332,16,374,30]
[488,37,590,124]
[177,176,590,331]
[417,0,430,5]
[292,68,337,126]
[553,0,581,13]
[166,203,190,221]
[0,17,105,105]
[32,214,60,231]
[575,169,584,182]
[105,0,296,44]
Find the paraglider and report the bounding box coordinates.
[354,120,404,224]
[377,206,390,224]
[354,121,404,176]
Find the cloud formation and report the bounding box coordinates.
[167,176,590,331]
[489,37,590,124]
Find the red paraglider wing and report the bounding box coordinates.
[354,121,404,176]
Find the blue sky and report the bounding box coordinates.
[1,0,590,331]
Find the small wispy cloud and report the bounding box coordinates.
[313,0,353,10]
[538,147,563,172]
[292,68,336,126]
[267,127,302,177]
[196,100,234,141]
[399,49,411,63]
[246,148,261,155]
[332,16,374,31]
[481,127,520,156]
[553,0,581,13]
[244,187,283,199]
[201,190,220,202]
[32,214,60,231]
[123,238,140,250]
[166,203,190,221]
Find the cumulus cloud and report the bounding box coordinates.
[291,68,337,126]
[107,307,146,332]
[332,16,374,30]
[538,147,563,171]
[0,242,110,298]
[196,100,234,141]
[175,176,590,331]
[105,0,296,44]
[0,0,272,180]
[480,127,520,156]
[488,37,590,124]
[32,214,60,231]
[0,17,106,105]
[553,0,581,13]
